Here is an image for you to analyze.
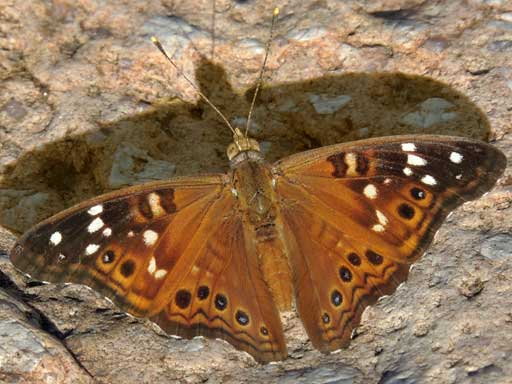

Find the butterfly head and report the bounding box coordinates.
[227,128,261,161]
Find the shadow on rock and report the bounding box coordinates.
[0,58,491,234]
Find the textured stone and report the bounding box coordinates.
[0,287,93,383]
[480,234,512,259]
[0,0,511,383]
[400,98,457,129]
[457,276,485,298]
[308,94,352,115]
[108,143,176,188]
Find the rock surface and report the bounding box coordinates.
[1,0,511,383]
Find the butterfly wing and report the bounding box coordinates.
[272,135,506,353]
[10,175,286,363]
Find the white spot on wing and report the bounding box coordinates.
[148,192,164,216]
[102,227,112,237]
[376,209,388,226]
[450,151,463,164]
[143,230,159,246]
[363,184,378,199]
[345,152,357,175]
[154,269,168,279]
[87,217,104,233]
[407,154,427,166]
[372,224,385,232]
[147,257,157,274]
[49,232,62,246]
[88,205,103,215]
[421,175,437,185]
[127,231,134,237]
[401,143,416,152]
[456,174,462,180]
[403,167,413,176]
[146,256,167,280]
[85,244,100,255]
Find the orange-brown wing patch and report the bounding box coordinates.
[151,190,286,363]
[11,176,225,314]
[273,135,505,353]
[10,174,286,363]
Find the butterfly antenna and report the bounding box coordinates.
[244,7,279,137]
[211,0,216,60]
[150,36,237,136]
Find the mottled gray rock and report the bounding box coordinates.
[0,190,63,234]
[287,27,328,43]
[0,288,93,383]
[308,94,352,115]
[480,234,512,259]
[280,366,357,384]
[0,0,511,383]
[108,143,176,188]
[142,15,210,60]
[400,98,457,129]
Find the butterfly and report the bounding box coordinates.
[9,124,506,362]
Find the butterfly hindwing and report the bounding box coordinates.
[150,193,287,362]
[10,175,286,363]
[273,135,506,353]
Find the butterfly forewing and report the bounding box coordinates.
[11,177,222,313]
[273,135,506,353]
[10,174,287,362]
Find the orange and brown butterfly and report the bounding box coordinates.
[9,10,507,364]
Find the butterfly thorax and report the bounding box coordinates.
[231,129,277,234]
[231,158,275,229]
[227,130,275,230]
[228,137,294,311]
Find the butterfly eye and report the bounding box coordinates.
[397,203,415,220]
[235,310,250,326]
[175,289,192,309]
[410,187,426,200]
